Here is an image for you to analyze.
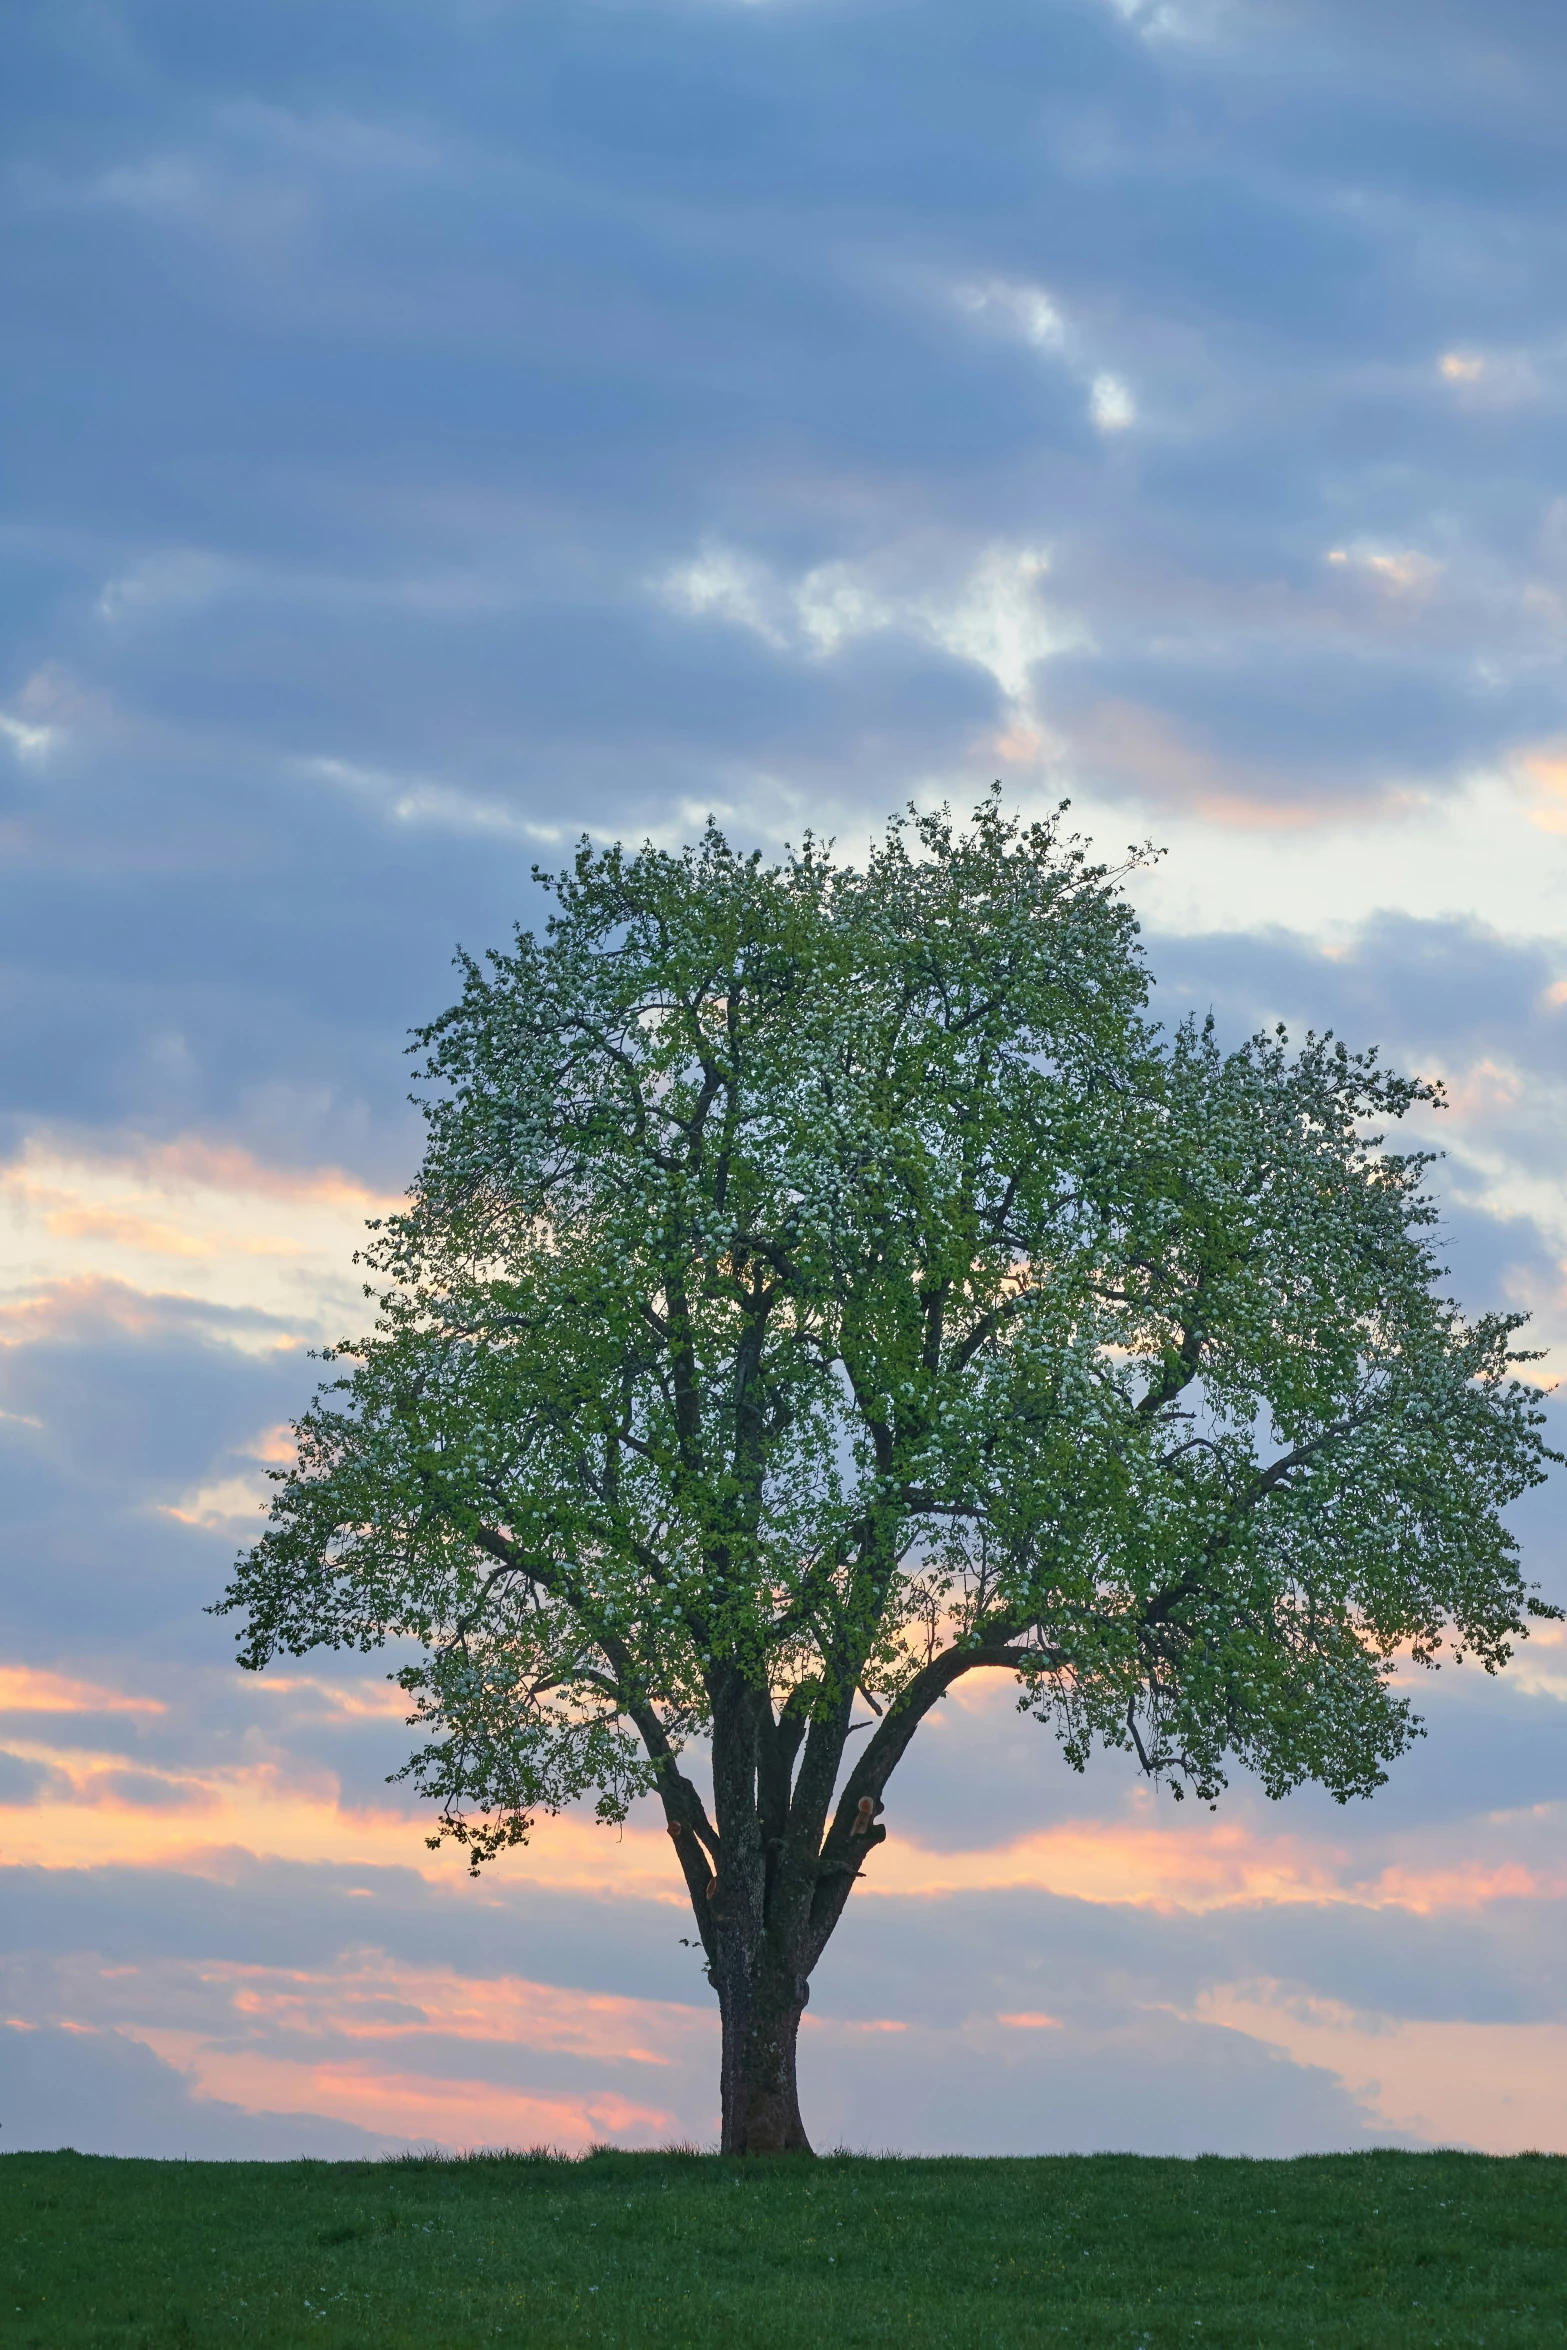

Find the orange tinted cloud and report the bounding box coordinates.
[159,1484,270,1530]
[131,1138,391,1209]
[0,1277,192,1347]
[802,2016,908,2035]
[200,1956,711,2070]
[1440,1057,1525,1121]
[246,1423,298,1466]
[0,1667,165,1715]
[864,1814,1330,1909]
[0,1738,219,1816]
[36,1204,212,1256]
[0,1134,403,1342]
[6,1644,1564,1920]
[0,1745,689,1895]
[1512,742,1567,833]
[8,1730,1560,1923]
[1369,1861,1548,1910]
[13,1132,396,1214]
[1323,545,1444,599]
[858,1809,1567,1915]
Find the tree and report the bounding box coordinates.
[217,798,1558,2155]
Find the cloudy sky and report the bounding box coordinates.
[4,0,1567,2161]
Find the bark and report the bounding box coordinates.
[717,1960,811,2156]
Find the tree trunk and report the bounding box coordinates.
[718,1966,812,2155]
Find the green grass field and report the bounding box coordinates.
[3,2144,1563,2349]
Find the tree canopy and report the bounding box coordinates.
[218,798,1558,2153]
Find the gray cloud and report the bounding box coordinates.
[799,2014,1413,2159]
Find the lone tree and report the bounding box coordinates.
[218,799,1557,2154]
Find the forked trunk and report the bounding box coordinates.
[718,1967,812,2155]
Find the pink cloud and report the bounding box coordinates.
[46,1955,719,2150]
[1194,1986,1567,2155]
[128,2035,681,2151]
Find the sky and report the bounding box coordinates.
[3,0,1567,2161]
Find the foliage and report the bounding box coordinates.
[4,2144,1565,2348]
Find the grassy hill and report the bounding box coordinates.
[3,2143,1563,2347]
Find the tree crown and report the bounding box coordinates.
[218,799,1559,1869]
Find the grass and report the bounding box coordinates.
[2,2144,1564,2348]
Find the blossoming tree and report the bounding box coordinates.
[218,800,1557,2154]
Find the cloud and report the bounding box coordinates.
[1511,740,1567,835]
[0,1275,303,1363]
[658,538,1082,733]
[948,277,1140,437]
[1435,346,1544,409]
[859,1797,1567,1918]
[1111,769,1567,941]
[1322,544,1445,601]
[952,275,1068,351]
[1096,0,1238,41]
[3,0,1567,2162]
[1063,699,1324,827]
[798,2009,1406,2157]
[6,1844,1564,2155]
[0,1133,399,1339]
[1089,373,1136,431]
[0,712,58,763]
[1502,1622,1567,1703]
[97,547,247,627]
[0,1886,1417,2158]
[131,2045,677,2152]
[303,756,570,846]
[0,1667,165,1716]
[0,2021,412,2158]
[1188,1986,1567,2156]
[0,1752,72,1806]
